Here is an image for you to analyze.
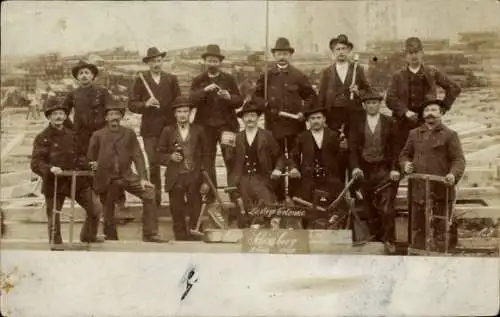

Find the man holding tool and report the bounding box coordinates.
[255,37,317,203]
[88,98,164,242]
[128,47,182,207]
[189,44,243,201]
[400,99,465,251]
[156,95,210,241]
[31,97,100,245]
[349,90,400,254]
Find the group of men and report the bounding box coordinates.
[31,34,465,254]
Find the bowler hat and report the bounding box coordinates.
[361,89,383,102]
[303,106,327,118]
[271,37,295,54]
[105,97,126,115]
[201,44,225,61]
[237,97,265,117]
[171,95,194,111]
[404,37,423,53]
[142,47,167,63]
[329,34,354,50]
[71,60,99,79]
[417,99,447,118]
[44,96,68,118]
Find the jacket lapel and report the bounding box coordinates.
[256,129,265,154]
[344,63,354,87]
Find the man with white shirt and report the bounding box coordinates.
[386,37,461,158]
[129,47,182,207]
[349,90,400,254]
[228,98,285,227]
[157,96,210,240]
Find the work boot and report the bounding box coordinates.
[143,234,167,243]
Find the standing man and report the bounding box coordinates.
[128,47,182,207]
[255,37,316,201]
[157,96,210,241]
[190,44,242,198]
[31,97,100,244]
[228,98,285,227]
[400,99,466,251]
[386,37,461,157]
[317,34,371,188]
[349,90,400,254]
[288,106,346,228]
[88,99,163,242]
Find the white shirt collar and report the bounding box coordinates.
[151,72,161,84]
[335,62,349,82]
[366,114,380,133]
[245,128,258,145]
[208,72,220,78]
[277,64,289,70]
[177,123,190,141]
[408,65,422,74]
[311,129,324,148]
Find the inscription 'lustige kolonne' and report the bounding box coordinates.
[248,205,307,218]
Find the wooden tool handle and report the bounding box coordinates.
[278,111,301,121]
[138,72,156,100]
[292,197,326,212]
[327,177,357,211]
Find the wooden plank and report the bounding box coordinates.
[0,181,37,200]
[0,171,37,188]
[1,132,25,161]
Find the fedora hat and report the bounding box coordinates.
[271,37,295,54]
[171,95,194,111]
[104,96,126,115]
[142,47,167,63]
[329,34,354,50]
[237,97,265,118]
[304,106,327,119]
[44,96,68,118]
[404,37,423,53]
[71,60,99,79]
[201,44,225,61]
[417,99,447,118]
[361,89,383,102]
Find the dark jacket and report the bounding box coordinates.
[31,125,90,196]
[128,71,181,138]
[255,64,316,139]
[289,127,342,179]
[156,124,210,192]
[62,84,112,155]
[228,128,285,187]
[386,65,461,119]
[399,123,466,202]
[348,114,399,171]
[190,71,242,132]
[87,126,148,193]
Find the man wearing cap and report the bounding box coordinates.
[400,99,465,251]
[31,97,100,245]
[228,98,285,227]
[349,90,400,253]
[387,37,461,157]
[317,34,372,190]
[288,106,346,228]
[88,99,163,242]
[128,47,182,207]
[156,96,210,240]
[190,44,242,200]
[255,37,317,202]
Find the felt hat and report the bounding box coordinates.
[404,37,424,53]
[329,34,354,50]
[142,47,167,63]
[417,99,448,118]
[44,96,68,118]
[104,97,126,115]
[171,95,194,111]
[303,106,327,118]
[201,44,225,61]
[71,60,99,79]
[271,37,295,54]
[361,89,383,102]
[237,97,265,117]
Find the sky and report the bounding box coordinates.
[1,0,500,57]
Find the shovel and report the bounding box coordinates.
[190,194,208,237]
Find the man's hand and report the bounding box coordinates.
[145,97,160,108]
[349,84,359,95]
[296,112,305,121]
[171,152,183,163]
[204,83,220,92]
[289,168,301,179]
[217,89,231,100]
[390,170,401,181]
[140,179,154,190]
[270,169,282,180]
[50,166,63,175]
[404,162,414,174]
[352,168,364,179]
[200,183,210,195]
[445,173,456,186]
[89,161,98,171]
[405,110,418,122]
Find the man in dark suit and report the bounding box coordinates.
[349,90,400,253]
[128,47,182,207]
[190,44,243,199]
[157,96,210,241]
[288,106,346,228]
[228,98,285,227]
[255,37,317,202]
[31,97,100,245]
[87,99,164,242]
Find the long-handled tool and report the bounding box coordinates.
[327,177,357,215]
[189,194,208,237]
[349,54,359,100]
[202,171,228,229]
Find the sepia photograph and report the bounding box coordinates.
[1,1,500,315]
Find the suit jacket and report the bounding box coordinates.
[190,71,242,132]
[289,127,341,179]
[386,64,461,119]
[156,124,209,192]
[348,114,399,171]
[128,71,181,138]
[31,125,90,196]
[228,128,285,187]
[87,126,147,193]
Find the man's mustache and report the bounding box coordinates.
[423,114,438,119]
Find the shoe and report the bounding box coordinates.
[384,241,397,254]
[143,235,167,243]
[81,236,105,243]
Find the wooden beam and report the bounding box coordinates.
[1,133,25,161]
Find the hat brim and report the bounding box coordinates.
[172,103,194,111]
[362,96,383,102]
[71,63,99,79]
[201,53,225,61]
[44,107,69,118]
[271,48,295,54]
[142,52,167,63]
[329,40,354,49]
[237,109,263,118]
[304,109,327,118]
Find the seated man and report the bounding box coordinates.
[31,96,100,245]
[87,98,164,242]
[400,99,465,251]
